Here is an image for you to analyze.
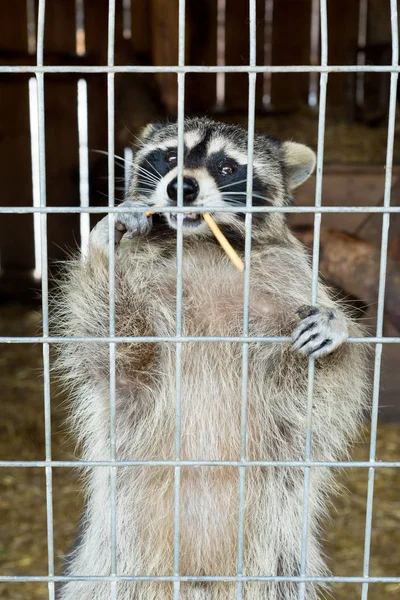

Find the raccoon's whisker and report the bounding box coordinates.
[91,149,129,168]
[134,165,160,182]
[141,156,163,180]
[218,179,249,191]
[221,191,274,204]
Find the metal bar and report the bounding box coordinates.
[122,0,131,40]
[36,2,55,599]
[236,3,257,598]
[216,0,226,109]
[3,65,400,73]
[26,0,36,55]
[106,2,117,598]
[75,0,86,55]
[173,3,186,598]
[299,1,328,597]
[1,336,399,344]
[1,459,399,469]
[28,76,42,279]
[1,575,400,584]
[124,146,133,195]
[2,205,400,214]
[360,1,399,597]
[262,0,274,107]
[308,0,320,106]
[77,79,90,258]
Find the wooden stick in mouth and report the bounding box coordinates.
[145,209,244,272]
[202,213,244,272]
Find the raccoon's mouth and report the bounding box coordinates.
[168,212,202,229]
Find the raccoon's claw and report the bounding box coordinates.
[291,305,348,358]
[115,200,152,241]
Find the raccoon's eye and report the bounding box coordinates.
[218,160,237,176]
[165,150,177,164]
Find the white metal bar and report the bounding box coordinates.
[26,0,36,54]
[360,1,398,597]
[236,2,257,598]
[124,146,133,195]
[3,205,400,214]
[28,77,42,279]
[1,459,400,469]
[106,2,117,598]
[75,0,86,56]
[173,2,186,598]
[298,1,328,597]
[0,335,397,344]
[2,575,400,584]
[36,2,55,599]
[77,79,90,258]
[262,0,274,107]
[308,0,320,106]
[216,0,226,109]
[2,65,400,74]
[122,0,131,40]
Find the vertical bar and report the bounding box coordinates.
[308,0,320,107]
[174,3,185,598]
[107,1,117,598]
[123,0,132,40]
[298,1,328,598]
[356,0,368,107]
[216,0,226,110]
[124,146,133,196]
[28,77,42,279]
[236,3,256,599]
[75,0,86,56]
[77,79,90,259]
[26,0,37,55]
[36,2,55,599]
[262,0,274,108]
[361,1,398,598]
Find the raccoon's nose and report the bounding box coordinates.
[167,176,199,204]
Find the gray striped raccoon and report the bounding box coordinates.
[54,118,369,599]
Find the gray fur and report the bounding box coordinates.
[53,118,369,600]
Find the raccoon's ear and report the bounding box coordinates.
[282,141,316,189]
[139,121,164,143]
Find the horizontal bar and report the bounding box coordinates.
[1,65,400,74]
[1,336,399,344]
[1,575,400,583]
[1,206,400,214]
[0,459,399,468]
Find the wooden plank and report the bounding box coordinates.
[326,0,359,110]
[224,0,249,112]
[0,0,35,279]
[271,0,312,110]
[185,0,218,113]
[150,0,179,116]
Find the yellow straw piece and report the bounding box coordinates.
[145,209,244,272]
[202,213,244,272]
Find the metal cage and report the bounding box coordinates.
[0,1,400,599]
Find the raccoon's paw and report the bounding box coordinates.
[89,201,152,254]
[291,305,349,358]
[115,200,152,241]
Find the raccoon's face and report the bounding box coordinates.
[129,118,315,236]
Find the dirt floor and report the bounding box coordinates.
[0,305,399,600]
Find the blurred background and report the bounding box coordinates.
[0,1,399,598]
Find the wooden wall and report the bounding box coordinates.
[0,0,394,299]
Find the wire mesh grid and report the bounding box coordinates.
[1,0,400,598]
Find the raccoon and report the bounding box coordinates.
[54,117,369,600]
